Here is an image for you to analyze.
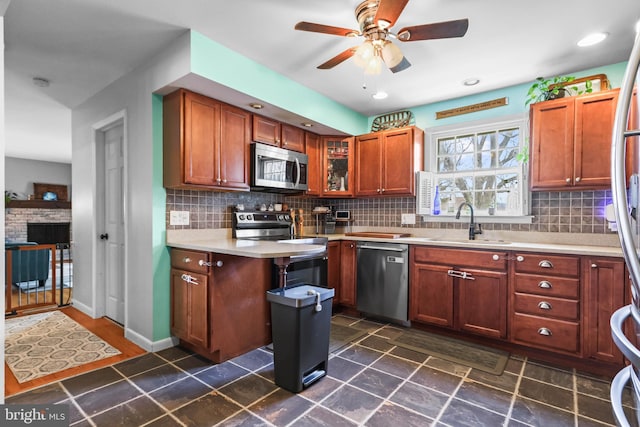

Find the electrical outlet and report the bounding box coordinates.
[170,210,190,226]
[401,213,416,225]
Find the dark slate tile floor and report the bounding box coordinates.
[6,314,636,426]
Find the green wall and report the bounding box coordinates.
[152,93,170,341]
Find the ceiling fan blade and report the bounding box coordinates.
[374,0,409,28]
[397,19,469,41]
[295,21,359,37]
[317,48,357,69]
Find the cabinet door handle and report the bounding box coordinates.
[447,270,475,280]
[537,327,552,336]
[575,177,581,182]
[538,280,553,289]
[381,188,385,192]
[215,260,224,267]
[492,254,500,261]
[591,263,598,268]
[183,257,192,264]
[198,260,212,267]
[180,273,199,285]
[538,260,554,268]
[516,255,524,262]
[538,301,552,310]
[222,179,228,184]
[565,178,571,183]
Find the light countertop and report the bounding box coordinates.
[167,228,624,258]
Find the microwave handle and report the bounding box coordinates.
[294,158,301,187]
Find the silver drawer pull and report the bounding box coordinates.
[215,260,224,267]
[538,281,552,289]
[516,255,524,262]
[538,260,554,268]
[183,257,192,263]
[538,301,552,310]
[198,260,212,267]
[492,254,500,261]
[538,327,552,336]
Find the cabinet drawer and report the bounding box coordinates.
[512,313,580,354]
[513,273,580,299]
[514,253,579,277]
[412,247,507,270]
[171,249,210,273]
[513,293,579,321]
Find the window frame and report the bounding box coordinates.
[425,114,531,221]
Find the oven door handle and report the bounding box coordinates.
[288,250,328,262]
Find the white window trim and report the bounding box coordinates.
[423,114,532,222]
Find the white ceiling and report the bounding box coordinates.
[4,0,640,163]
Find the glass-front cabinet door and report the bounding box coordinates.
[321,136,354,197]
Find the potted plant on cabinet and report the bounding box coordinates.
[525,75,593,106]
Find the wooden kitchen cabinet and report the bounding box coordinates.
[305,132,322,196]
[322,136,355,197]
[584,256,625,364]
[327,241,341,305]
[529,89,619,191]
[355,126,424,197]
[169,248,271,363]
[510,252,582,355]
[170,249,211,349]
[252,115,305,152]
[338,240,357,307]
[164,89,251,191]
[410,247,508,339]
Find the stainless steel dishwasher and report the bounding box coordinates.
[356,241,409,326]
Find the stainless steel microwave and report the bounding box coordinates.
[250,142,308,192]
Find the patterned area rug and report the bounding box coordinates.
[5,310,121,383]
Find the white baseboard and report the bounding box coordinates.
[124,327,178,352]
[69,300,95,318]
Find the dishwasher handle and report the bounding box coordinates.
[357,244,407,252]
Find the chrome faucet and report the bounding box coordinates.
[455,202,483,240]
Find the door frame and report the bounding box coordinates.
[91,110,128,323]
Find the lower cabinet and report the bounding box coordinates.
[584,256,626,364]
[410,247,508,339]
[170,249,271,363]
[327,241,341,305]
[339,240,357,307]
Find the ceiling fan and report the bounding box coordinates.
[295,0,469,74]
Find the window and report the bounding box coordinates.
[428,117,528,218]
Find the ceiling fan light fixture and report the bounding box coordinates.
[377,19,391,30]
[353,40,375,68]
[381,40,403,68]
[463,78,480,86]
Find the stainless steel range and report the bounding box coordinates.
[233,211,328,288]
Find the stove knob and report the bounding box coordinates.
[278,215,284,220]
[284,215,290,220]
[238,215,245,220]
[246,214,253,220]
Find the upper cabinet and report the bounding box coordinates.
[322,136,355,197]
[355,126,424,197]
[529,89,619,191]
[305,132,322,196]
[252,115,305,152]
[163,89,251,191]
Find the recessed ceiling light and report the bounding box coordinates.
[577,32,608,47]
[372,91,388,100]
[249,103,263,109]
[463,78,480,86]
[32,77,50,87]
[301,122,313,127]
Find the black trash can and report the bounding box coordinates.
[267,284,334,393]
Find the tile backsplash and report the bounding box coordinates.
[166,189,613,235]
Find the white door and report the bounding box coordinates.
[103,124,125,323]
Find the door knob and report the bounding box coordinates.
[100,233,109,240]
